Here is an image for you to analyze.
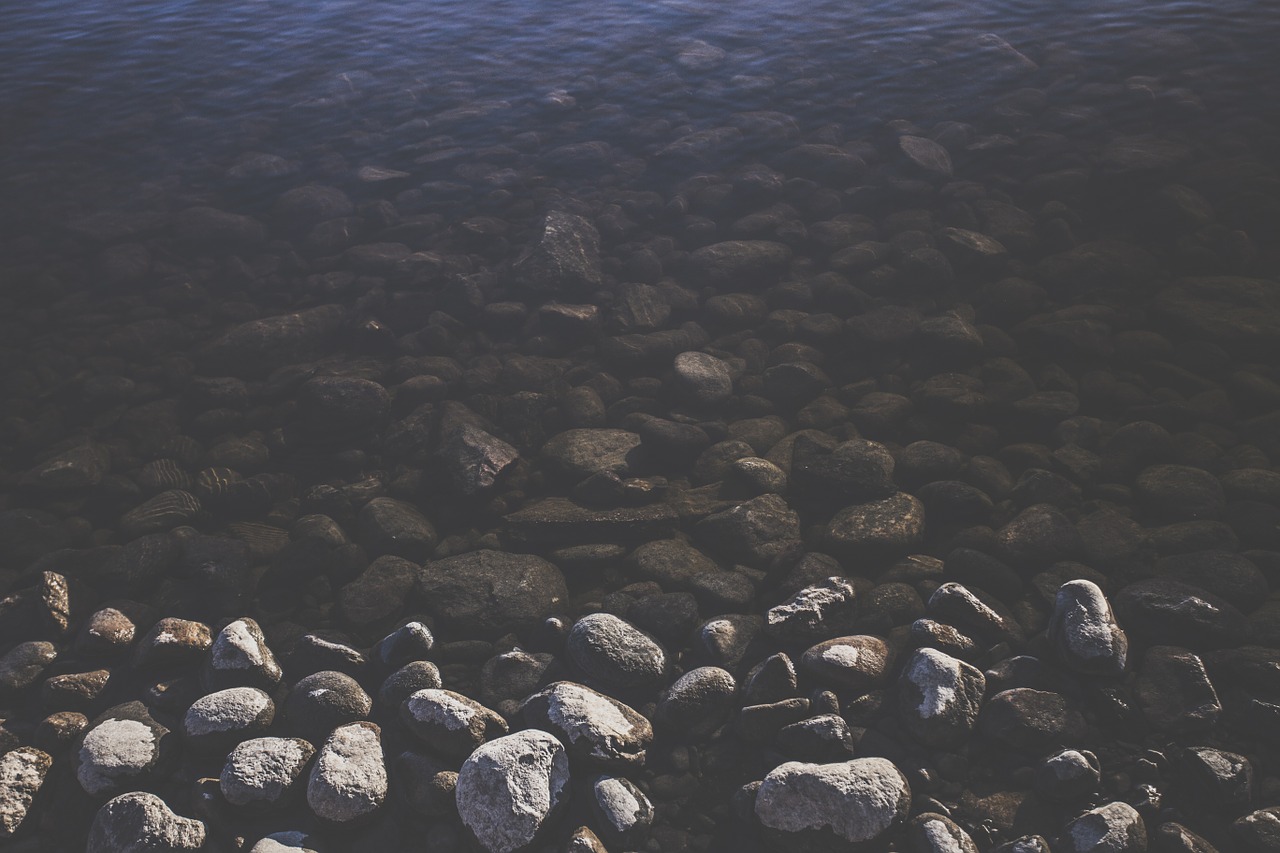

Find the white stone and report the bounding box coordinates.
[185,687,271,736]
[545,682,636,745]
[307,723,387,823]
[910,648,961,718]
[221,737,314,806]
[405,689,479,731]
[456,730,569,853]
[77,719,157,795]
[755,757,908,843]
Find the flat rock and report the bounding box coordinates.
[696,494,802,567]
[416,550,567,638]
[200,305,347,376]
[899,136,953,177]
[689,241,792,286]
[542,429,642,483]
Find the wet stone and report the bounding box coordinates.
[378,660,443,709]
[899,648,986,749]
[766,577,859,642]
[825,492,926,560]
[520,681,652,768]
[513,210,602,299]
[689,240,792,286]
[1058,801,1146,853]
[415,549,567,639]
[590,774,655,848]
[1135,646,1221,733]
[979,688,1087,752]
[908,812,980,853]
[1048,580,1128,677]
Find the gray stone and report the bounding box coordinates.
[521,681,652,768]
[513,210,602,299]
[1034,749,1100,801]
[378,660,443,709]
[183,686,275,753]
[696,494,802,567]
[0,641,57,694]
[456,730,570,853]
[77,702,172,797]
[416,550,568,638]
[656,666,737,738]
[1153,277,1280,356]
[400,689,508,759]
[980,688,1087,752]
[801,636,893,692]
[754,757,910,848]
[0,747,51,839]
[898,648,985,749]
[307,721,387,823]
[1058,802,1146,853]
[899,136,953,177]
[1135,645,1221,733]
[825,492,926,560]
[358,499,437,562]
[689,240,792,286]
[220,737,315,808]
[766,578,859,642]
[673,351,734,407]
[87,791,206,853]
[284,671,372,743]
[567,612,667,691]
[249,831,325,853]
[908,812,980,853]
[590,774,654,848]
[203,617,282,692]
[542,429,642,484]
[1048,580,1128,677]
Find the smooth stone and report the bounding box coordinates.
[76,702,171,797]
[203,617,282,691]
[754,756,910,848]
[284,671,372,743]
[87,791,206,853]
[590,774,654,848]
[520,681,652,768]
[825,492,926,559]
[182,686,275,753]
[400,689,508,759]
[1048,580,1128,676]
[800,635,893,692]
[1058,802,1146,853]
[566,612,667,691]
[656,666,737,738]
[908,812,980,853]
[1134,646,1221,733]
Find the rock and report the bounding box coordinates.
[899,136,953,177]
[997,504,1084,566]
[566,613,667,691]
[1232,806,1280,852]
[1155,550,1267,611]
[521,681,652,768]
[980,688,1086,752]
[358,499,437,562]
[792,437,896,502]
[1048,580,1128,677]
[87,791,206,853]
[627,539,720,591]
[273,185,354,232]
[183,686,275,754]
[777,714,856,762]
[898,648,986,749]
[284,671,372,743]
[766,577,859,642]
[672,352,734,407]
[306,721,387,823]
[1180,747,1252,811]
[1135,465,1226,521]
[1135,646,1221,733]
[1114,579,1246,650]
[416,550,568,638]
[174,205,266,249]
[220,737,315,808]
[249,832,325,853]
[513,210,602,299]
[337,555,417,633]
[908,812,980,853]
[696,613,764,668]
[133,617,211,670]
[203,617,282,692]
[296,376,390,441]
[378,660,443,709]
[928,582,1025,644]
[1058,802,1146,853]
[689,241,792,286]
[1150,822,1220,853]
[456,730,570,853]
[200,305,347,376]
[21,443,110,493]
[400,689,508,759]
[438,424,520,496]
[1153,277,1280,357]
[590,774,654,848]
[566,826,608,853]
[76,702,172,797]
[120,490,202,539]
[800,635,893,692]
[1034,749,1101,801]
[0,640,57,695]
[656,667,736,738]
[754,757,910,849]
[542,429,642,484]
[504,499,680,546]
[825,492,926,560]
[394,750,456,818]
[696,494,802,567]
[374,621,436,671]
[479,650,556,709]
[0,747,52,839]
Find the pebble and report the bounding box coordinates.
[898,648,986,749]
[87,791,206,853]
[400,688,508,758]
[456,730,570,853]
[590,774,654,848]
[908,812,980,853]
[754,757,910,847]
[566,612,667,690]
[1048,580,1128,676]
[0,747,52,839]
[521,680,653,767]
[378,660,443,709]
[284,670,372,743]
[76,701,172,797]
[1058,801,1146,853]
[799,635,893,691]
[220,737,316,808]
[306,721,387,823]
[203,617,282,691]
[656,666,736,737]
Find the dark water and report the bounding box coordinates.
[3,0,1280,849]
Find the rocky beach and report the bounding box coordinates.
[2,0,1280,850]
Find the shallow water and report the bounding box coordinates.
[3,0,1280,849]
